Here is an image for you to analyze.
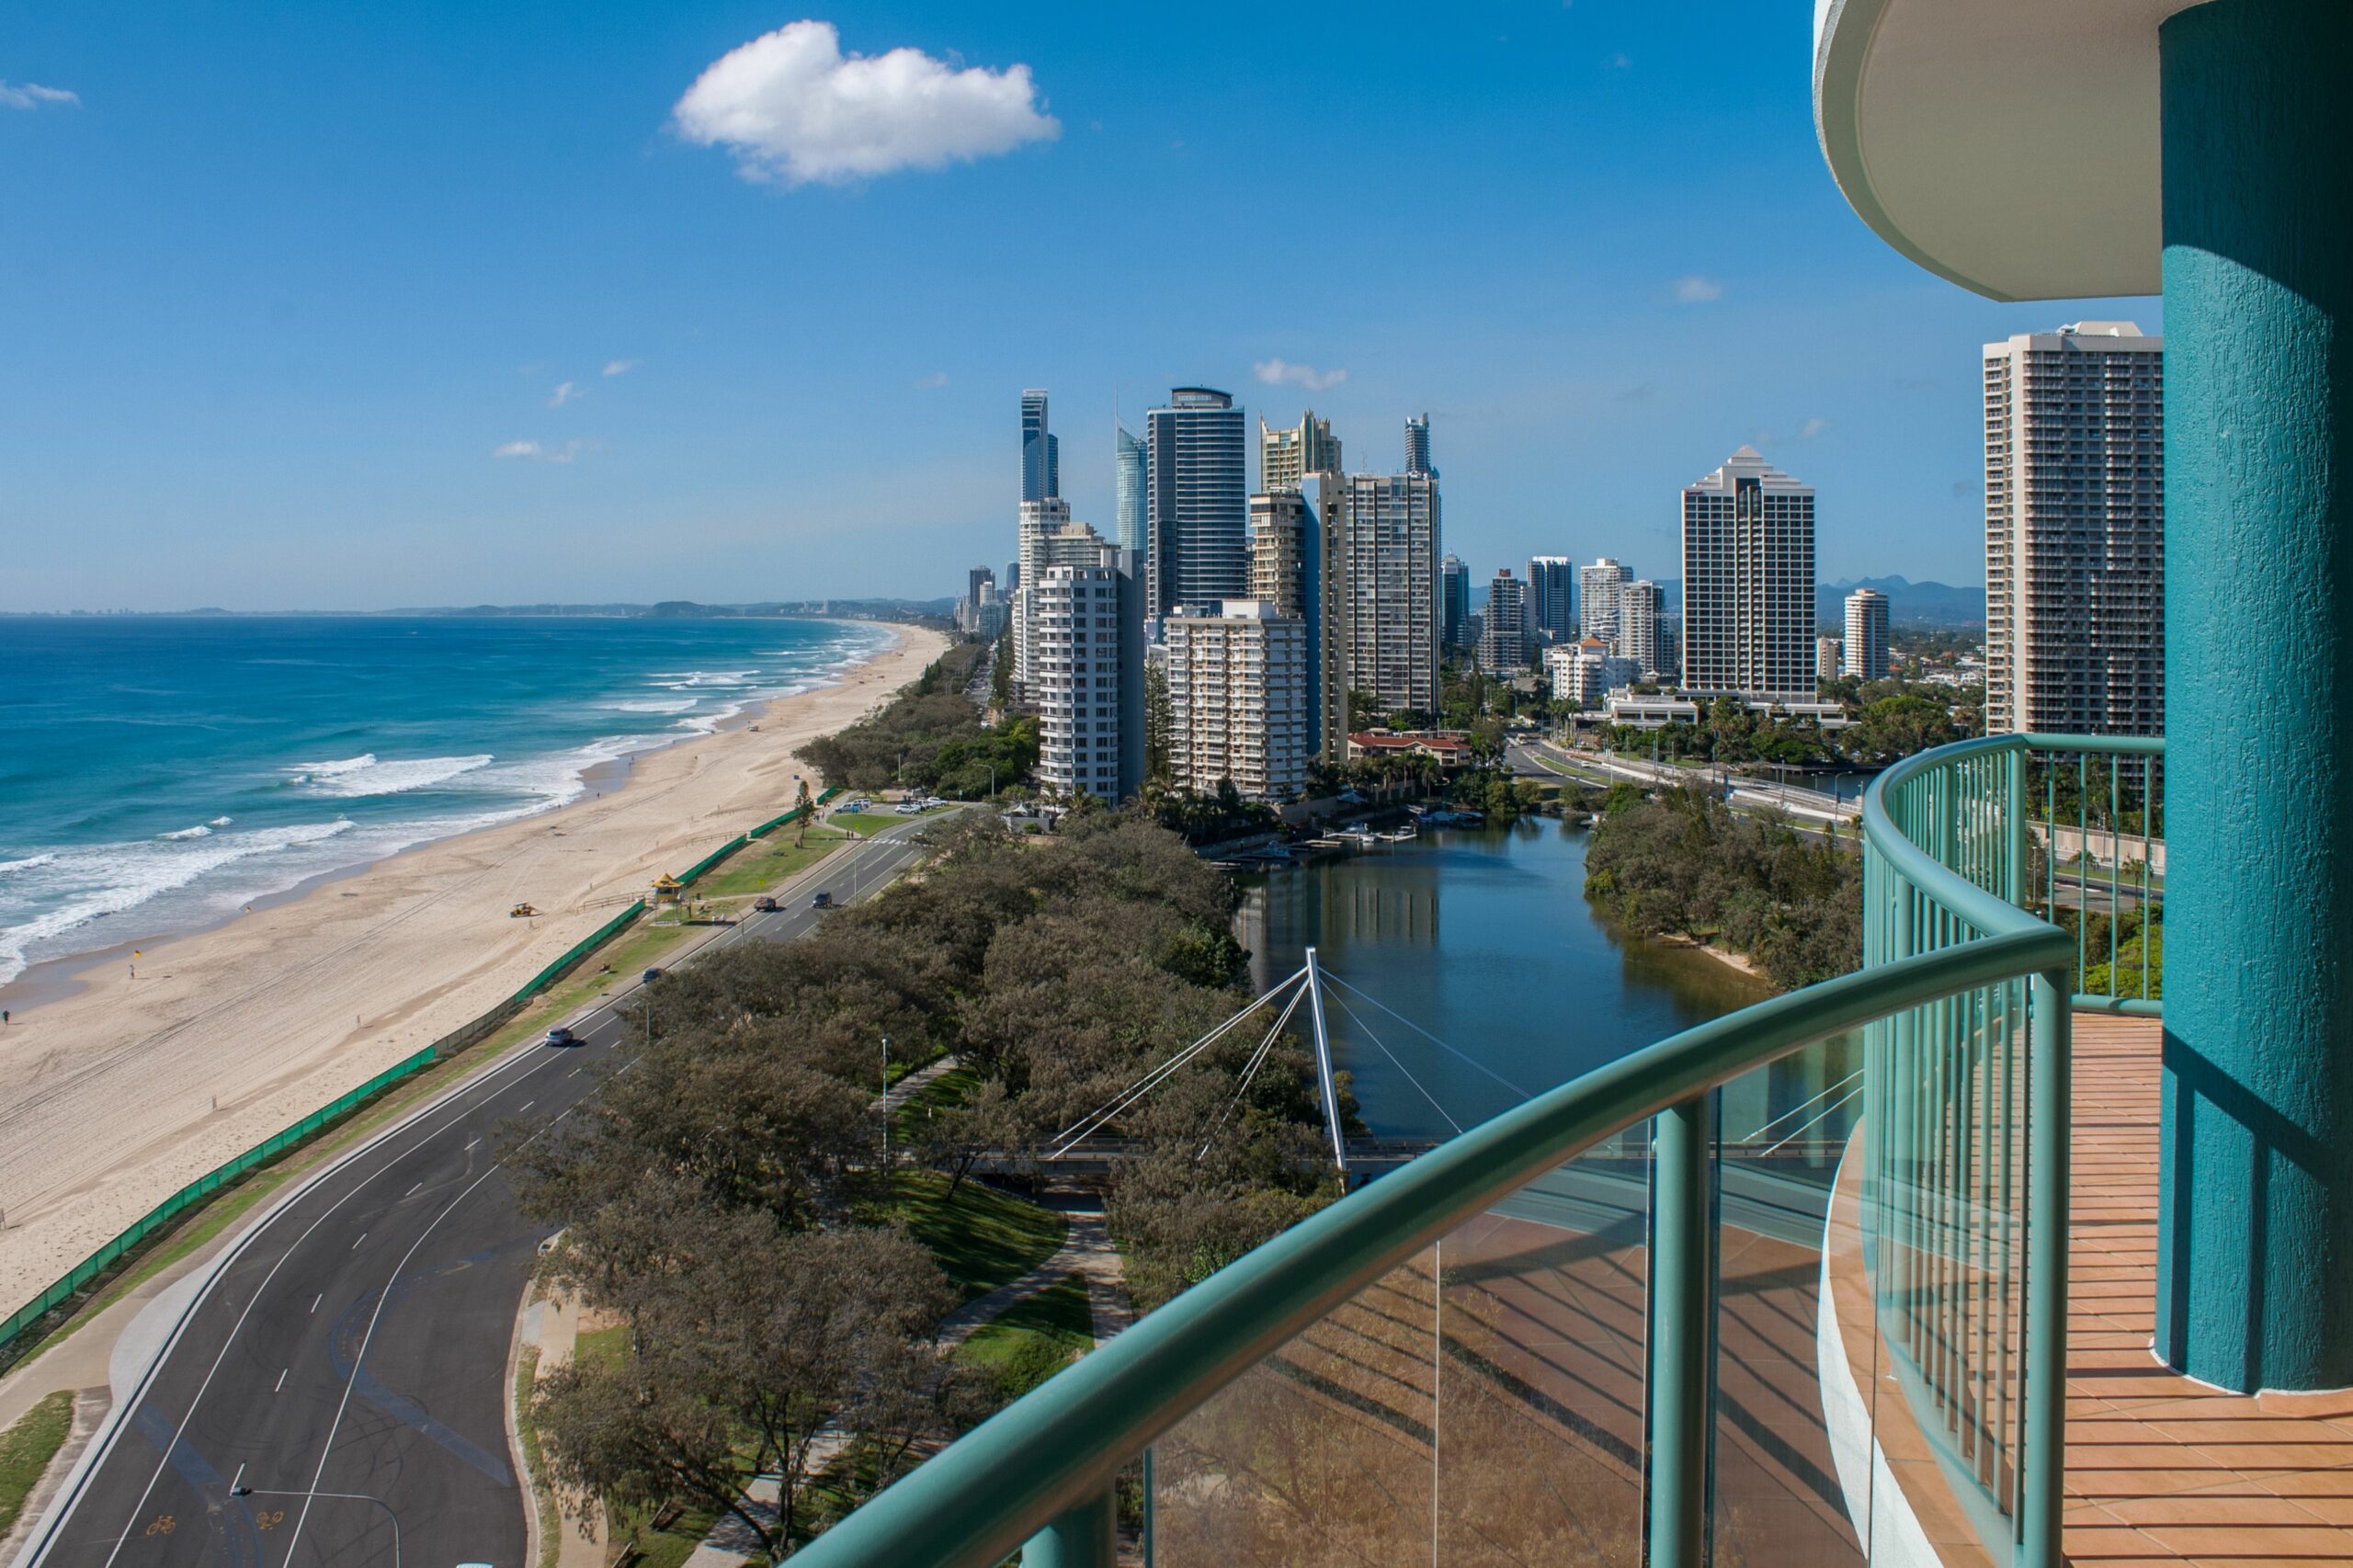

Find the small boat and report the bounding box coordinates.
[1378,825,1419,843]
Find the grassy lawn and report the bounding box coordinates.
[892,1063,979,1138]
[0,1390,73,1536]
[953,1274,1094,1404]
[828,804,949,837]
[688,827,853,901]
[573,1322,629,1371]
[884,1172,1065,1302]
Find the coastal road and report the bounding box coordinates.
[16,812,944,1568]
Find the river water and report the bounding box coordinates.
[1236,819,1858,1150]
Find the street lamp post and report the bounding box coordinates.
[881,1034,892,1167]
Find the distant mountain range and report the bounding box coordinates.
[1641,576,1984,629]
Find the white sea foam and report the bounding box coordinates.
[0,853,59,878]
[292,754,377,778]
[651,669,758,691]
[210,815,233,826]
[303,754,494,799]
[602,698,699,714]
[159,824,213,840]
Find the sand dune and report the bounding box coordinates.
[0,624,949,1323]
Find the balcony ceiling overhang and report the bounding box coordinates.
[1813,0,2200,302]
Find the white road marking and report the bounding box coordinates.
[230,1463,244,1493]
[405,1181,421,1197]
[349,1233,366,1250]
[273,1369,287,1393]
[310,1294,322,1314]
[517,1100,534,1113]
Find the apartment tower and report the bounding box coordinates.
[1440,553,1471,651]
[1020,389,1059,504]
[1680,447,1817,699]
[1144,388,1249,621]
[1480,569,1529,673]
[1164,601,1308,801]
[1259,411,1342,494]
[1114,425,1148,557]
[1528,556,1574,646]
[1310,470,1441,753]
[1578,558,1630,645]
[1247,492,1308,618]
[1617,579,1665,677]
[1984,322,2164,735]
[1031,556,1143,802]
[1844,587,1891,681]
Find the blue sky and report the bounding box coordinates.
[0,2,2159,612]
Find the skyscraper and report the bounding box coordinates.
[1020,389,1059,504]
[1480,569,1529,673]
[1259,411,1343,494]
[1012,498,1073,693]
[1617,579,1665,677]
[1577,558,1630,645]
[1144,388,1249,621]
[967,565,995,612]
[1164,600,1307,801]
[1032,556,1143,802]
[1440,553,1471,652]
[1404,414,1435,478]
[1113,425,1147,557]
[1984,322,2164,735]
[1844,587,1891,681]
[1528,556,1574,646]
[1680,446,1817,699]
[1311,471,1441,751]
[1247,492,1307,618]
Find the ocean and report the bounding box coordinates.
[0,615,893,991]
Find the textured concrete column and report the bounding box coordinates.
[2156,0,2353,1392]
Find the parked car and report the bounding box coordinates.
[545,1025,578,1047]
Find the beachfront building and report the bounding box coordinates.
[1544,637,1638,707]
[1479,568,1529,673]
[1616,578,1665,677]
[1984,322,2165,735]
[1246,492,1307,618]
[1144,387,1249,622]
[1031,558,1143,802]
[1011,497,1071,694]
[1163,600,1307,802]
[1528,555,1574,647]
[1440,552,1471,652]
[1577,557,1629,644]
[1843,586,1890,680]
[1114,425,1147,557]
[1021,388,1059,505]
[1259,411,1341,494]
[1816,634,1843,687]
[1680,446,1817,700]
[1310,470,1442,752]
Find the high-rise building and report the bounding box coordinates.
[1528,556,1574,646]
[1311,471,1442,752]
[1817,635,1844,687]
[1020,389,1059,504]
[1617,579,1665,677]
[1032,555,1143,802]
[1480,569,1529,673]
[1013,497,1073,693]
[1114,425,1147,557]
[1247,492,1307,618]
[1544,637,1638,706]
[1144,388,1249,621]
[1577,558,1630,645]
[1440,553,1472,652]
[968,565,995,611]
[1844,587,1891,681]
[1680,446,1817,700]
[1404,414,1436,478]
[1259,412,1342,494]
[1164,600,1308,802]
[1984,322,2164,735]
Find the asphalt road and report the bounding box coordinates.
[18,813,942,1568]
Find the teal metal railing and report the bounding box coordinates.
[790,734,2136,1568]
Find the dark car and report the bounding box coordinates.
[812,891,835,909]
[545,1025,578,1047]
[752,894,779,912]
[640,967,664,983]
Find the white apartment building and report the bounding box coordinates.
[1817,634,1844,686]
[1259,411,1341,494]
[1680,447,1817,700]
[1247,491,1307,618]
[1545,637,1639,706]
[1013,497,1073,694]
[1032,562,1142,801]
[1164,600,1307,801]
[1984,322,2164,735]
[1844,587,1891,680]
[1577,558,1629,644]
[1617,579,1664,677]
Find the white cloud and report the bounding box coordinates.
[1254,358,1348,392]
[548,381,582,408]
[914,370,949,389]
[1670,275,1724,303]
[672,20,1059,187]
[493,438,586,465]
[0,81,79,110]
[1799,416,1831,440]
[601,358,638,378]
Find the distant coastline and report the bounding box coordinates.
[0,597,958,620]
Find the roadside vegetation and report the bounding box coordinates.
[0,1390,73,1536]
[1584,784,1862,990]
[799,642,1035,799]
[513,812,1341,1553]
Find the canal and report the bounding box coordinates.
[1236,817,1858,1153]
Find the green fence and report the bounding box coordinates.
[0,784,843,1364]
[749,785,843,840]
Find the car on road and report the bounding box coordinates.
[545,1025,578,1046]
[812,890,835,909]
[641,966,664,983]
[753,894,779,912]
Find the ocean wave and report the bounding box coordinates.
[291,754,377,779]
[650,669,758,690]
[210,815,233,826]
[304,755,495,799]
[601,698,700,714]
[159,824,213,840]
[0,853,59,878]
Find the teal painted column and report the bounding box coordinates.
[2156,0,2353,1392]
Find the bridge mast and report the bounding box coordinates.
[1302,947,1347,1174]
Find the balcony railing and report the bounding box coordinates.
[796,733,2156,1567]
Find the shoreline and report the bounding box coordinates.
[0,629,882,1014]
[0,623,949,1322]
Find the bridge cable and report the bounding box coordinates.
[1195,980,1313,1162]
[1320,970,1532,1102]
[1324,990,1463,1138]
[1046,968,1309,1156]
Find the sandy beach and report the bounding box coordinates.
[0,623,949,1324]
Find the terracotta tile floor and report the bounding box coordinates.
[2062,1014,2353,1564]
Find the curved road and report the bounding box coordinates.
[16,815,942,1568]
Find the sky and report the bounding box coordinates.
[0,2,2162,612]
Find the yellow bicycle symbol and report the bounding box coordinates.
[254,1508,287,1529]
[144,1514,176,1537]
